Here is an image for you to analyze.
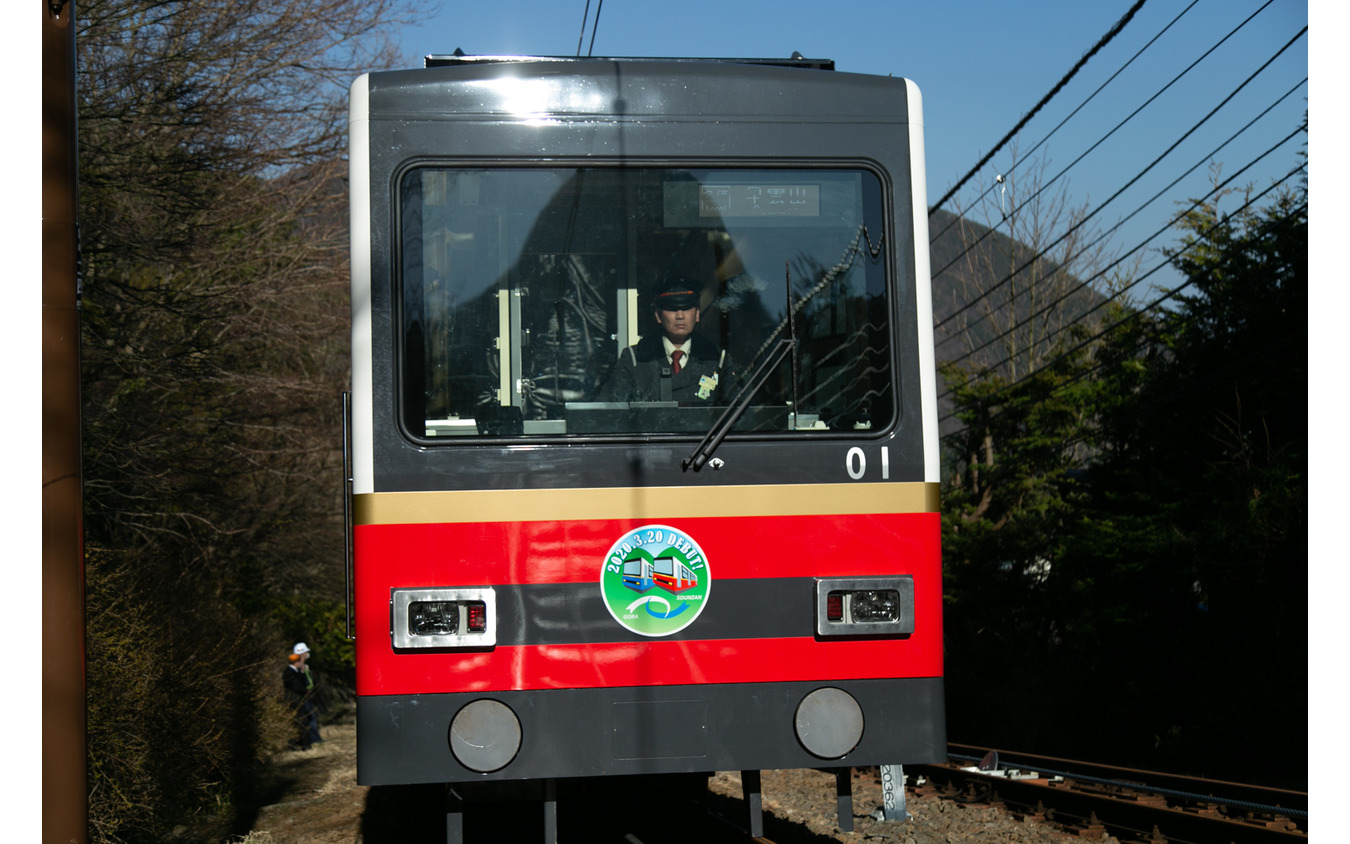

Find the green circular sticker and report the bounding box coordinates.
[601,525,711,637]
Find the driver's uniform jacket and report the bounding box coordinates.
[598,333,738,404]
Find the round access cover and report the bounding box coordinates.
[794,687,864,759]
[449,699,521,773]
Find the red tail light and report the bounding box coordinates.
[466,601,487,632]
[826,592,844,622]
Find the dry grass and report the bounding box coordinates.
[240,708,369,844]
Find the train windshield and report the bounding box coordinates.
[398,166,893,439]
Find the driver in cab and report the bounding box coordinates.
[599,279,738,404]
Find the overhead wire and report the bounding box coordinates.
[935,77,1308,380]
[575,0,604,56]
[938,162,1306,416]
[927,2,1306,508]
[930,0,1250,273]
[940,243,1304,455]
[575,0,591,57]
[928,0,1202,246]
[936,112,1305,387]
[933,1,1290,333]
[939,185,1307,433]
[928,0,1150,215]
[950,271,1305,457]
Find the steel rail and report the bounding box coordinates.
[949,743,1307,816]
[911,747,1306,844]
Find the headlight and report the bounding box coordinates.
[815,577,914,636]
[391,587,496,649]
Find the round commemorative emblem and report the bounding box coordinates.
[600,524,711,637]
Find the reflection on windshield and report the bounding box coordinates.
[399,167,892,439]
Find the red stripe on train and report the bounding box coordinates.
[354,512,942,694]
[355,512,940,583]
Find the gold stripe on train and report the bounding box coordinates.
[354,482,939,526]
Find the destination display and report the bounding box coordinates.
[698,183,821,217]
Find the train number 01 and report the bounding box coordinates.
[845,446,890,480]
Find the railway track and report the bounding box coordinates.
[355,748,1304,844]
[909,744,1307,844]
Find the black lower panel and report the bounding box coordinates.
[357,677,945,785]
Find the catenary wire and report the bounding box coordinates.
[939,177,1305,417]
[931,0,1274,275]
[941,220,1304,450]
[928,0,1201,245]
[934,14,1301,332]
[936,128,1304,395]
[936,100,1306,380]
[934,0,1279,309]
[588,0,604,56]
[938,191,1306,431]
[934,0,1290,325]
[575,0,592,57]
[950,297,1303,457]
[937,166,1305,411]
[930,0,1262,270]
[928,0,1149,215]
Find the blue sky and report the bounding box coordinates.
[397,0,1309,293]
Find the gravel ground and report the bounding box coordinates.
[706,768,1078,844]
[230,707,1083,843]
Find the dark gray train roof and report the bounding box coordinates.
[424,51,835,70]
[366,55,914,125]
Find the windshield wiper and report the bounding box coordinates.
[681,337,794,472]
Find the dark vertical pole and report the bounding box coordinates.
[834,767,853,833]
[445,785,464,844]
[542,778,557,844]
[42,1,87,843]
[741,769,763,838]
